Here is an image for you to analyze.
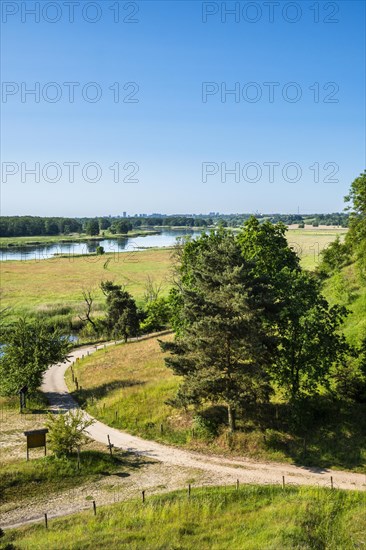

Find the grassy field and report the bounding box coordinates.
[0,229,347,323]
[2,485,365,549]
[285,227,347,270]
[0,248,173,324]
[66,336,366,472]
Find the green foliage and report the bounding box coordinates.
[165,217,351,420]
[0,318,70,396]
[332,338,366,403]
[140,276,171,333]
[273,270,349,399]
[110,220,132,234]
[330,271,353,304]
[101,281,140,341]
[237,217,300,275]
[320,236,350,275]
[85,219,99,236]
[161,226,277,430]
[46,409,95,457]
[0,216,82,237]
[140,297,170,333]
[98,218,111,231]
[192,408,225,438]
[345,170,366,275]
[96,245,105,255]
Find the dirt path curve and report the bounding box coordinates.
[42,340,366,493]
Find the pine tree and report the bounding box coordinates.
[161,228,276,431]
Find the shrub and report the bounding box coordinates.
[46,409,95,457]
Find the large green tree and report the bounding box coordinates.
[163,219,350,426]
[161,228,276,431]
[0,318,70,396]
[237,218,348,398]
[85,219,100,236]
[272,270,349,398]
[101,281,140,341]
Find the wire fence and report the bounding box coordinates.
[2,472,362,532]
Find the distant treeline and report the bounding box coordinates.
[0,213,349,238]
[0,217,83,237]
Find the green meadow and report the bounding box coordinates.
[2,485,365,549]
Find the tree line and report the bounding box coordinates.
[0,213,349,238]
[0,216,83,237]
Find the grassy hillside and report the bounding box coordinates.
[322,263,366,346]
[2,485,365,549]
[66,337,366,472]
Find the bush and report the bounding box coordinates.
[46,409,95,457]
[140,297,171,333]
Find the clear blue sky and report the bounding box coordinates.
[1,0,365,216]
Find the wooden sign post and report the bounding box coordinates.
[24,428,49,461]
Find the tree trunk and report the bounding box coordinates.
[227,404,236,432]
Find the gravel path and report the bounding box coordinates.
[42,341,366,493]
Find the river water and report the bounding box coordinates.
[0,229,204,261]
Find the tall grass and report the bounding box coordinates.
[2,485,365,549]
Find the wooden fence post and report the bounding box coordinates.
[44,513,48,529]
[93,501,96,515]
[236,479,239,490]
[107,435,113,457]
[142,490,145,503]
[282,476,285,489]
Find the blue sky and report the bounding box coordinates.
[1,0,365,216]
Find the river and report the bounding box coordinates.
[0,229,205,261]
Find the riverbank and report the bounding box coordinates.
[0,229,160,249]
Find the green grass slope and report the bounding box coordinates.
[2,485,365,550]
[322,263,366,346]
